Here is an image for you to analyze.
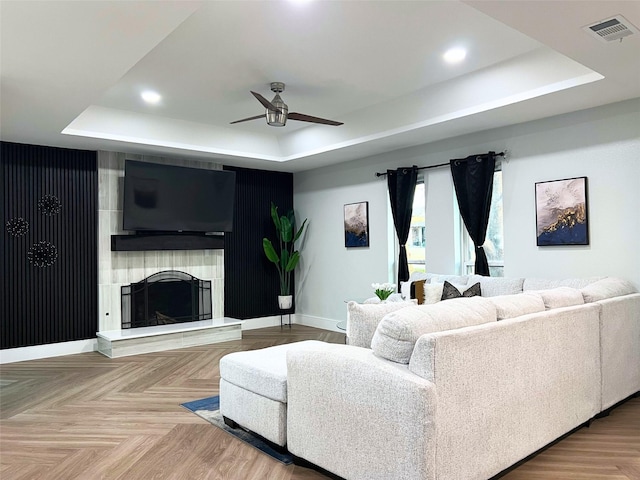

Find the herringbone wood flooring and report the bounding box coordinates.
[1,325,638,480]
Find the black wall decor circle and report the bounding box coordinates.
[38,194,62,216]
[6,217,29,237]
[27,241,58,267]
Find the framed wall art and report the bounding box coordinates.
[535,176,589,246]
[344,201,369,247]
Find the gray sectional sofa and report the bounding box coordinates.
[285,275,640,480]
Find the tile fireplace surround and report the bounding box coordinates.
[97,152,231,358]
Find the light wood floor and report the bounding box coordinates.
[1,325,638,480]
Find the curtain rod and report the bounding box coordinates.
[374,151,506,178]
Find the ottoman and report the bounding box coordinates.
[219,340,330,448]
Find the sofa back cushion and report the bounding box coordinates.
[371,297,497,364]
[488,292,546,320]
[347,300,417,348]
[468,275,524,297]
[581,277,638,303]
[523,276,605,291]
[535,287,585,310]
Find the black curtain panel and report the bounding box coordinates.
[387,166,418,286]
[450,152,496,276]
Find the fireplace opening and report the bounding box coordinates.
[121,270,212,329]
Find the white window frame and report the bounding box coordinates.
[407,177,426,273]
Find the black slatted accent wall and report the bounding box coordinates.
[1,142,97,349]
[223,166,293,319]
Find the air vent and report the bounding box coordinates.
[583,15,639,43]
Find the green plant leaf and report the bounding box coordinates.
[287,210,296,231]
[263,238,279,264]
[293,218,308,242]
[280,249,289,270]
[270,202,281,231]
[280,216,293,242]
[285,251,300,271]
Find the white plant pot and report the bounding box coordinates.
[278,295,293,310]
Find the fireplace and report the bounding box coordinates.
[121,270,212,329]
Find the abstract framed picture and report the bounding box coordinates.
[344,201,369,247]
[535,177,589,246]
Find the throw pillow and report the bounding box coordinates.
[441,281,481,301]
[423,283,444,304]
[410,280,427,304]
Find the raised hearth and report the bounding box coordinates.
[97,318,241,358]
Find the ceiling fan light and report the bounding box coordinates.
[266,95,288,126]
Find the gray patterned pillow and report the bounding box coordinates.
[441,281,481,301]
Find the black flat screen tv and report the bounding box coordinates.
[123,160,236,233]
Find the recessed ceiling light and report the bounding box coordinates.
[443,47,467,64]
[141,90,161,104]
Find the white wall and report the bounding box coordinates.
[294,99,640,325]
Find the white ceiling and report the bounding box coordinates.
[1,0,639,172]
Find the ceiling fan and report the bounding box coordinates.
[230,82,343,127]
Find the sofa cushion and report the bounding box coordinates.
[371,297,497,364]
[219,340,328,403]
[535,287,585,310]
[469,275,525,297]
[523,276,605,291]
[347,300,417,348]
[488,292,546,320]
[441,281,481,301]
[431,274,469,285]
[581,277,638,303]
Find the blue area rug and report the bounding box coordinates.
[180,395,293,465]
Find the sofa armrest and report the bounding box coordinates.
[287,344,436,480]
[597,293,640,409]
[408,303,601,480]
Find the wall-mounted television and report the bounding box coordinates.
[123,160,236,234]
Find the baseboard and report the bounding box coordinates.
[0,339,98,364]
[296,314,343,332]
[0,315,340,363]
[240,316,291,330]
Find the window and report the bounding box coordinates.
[461,170,504,276]
[407,181,426,274]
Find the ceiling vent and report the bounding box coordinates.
[583,15,639,43]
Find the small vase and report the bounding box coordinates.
[278,295,293,310]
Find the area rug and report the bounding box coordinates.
[180,395,293,465]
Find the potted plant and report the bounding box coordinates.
[263,202,308,309]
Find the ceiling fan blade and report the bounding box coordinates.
[251,91,279,111]
[288,112,343,126]
[229,114,265,124]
